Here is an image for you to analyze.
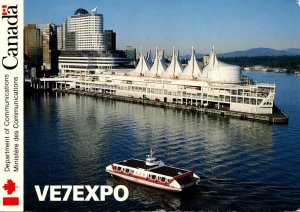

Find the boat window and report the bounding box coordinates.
[125,169,129,173]
[117,167,121,171]
[161,177,166,182]
[151,175,156,180]
[130,170,134,174]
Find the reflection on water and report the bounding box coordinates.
[106,177,184,210]
[25,72,300,210]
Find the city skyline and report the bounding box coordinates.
[25,0,300,55]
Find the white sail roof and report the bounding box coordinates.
[203,47,241,83]
[146,49,167,77]
[129,51,150,76]
[206,46,217,70]
[180,47,202,79]
[200,48,215,79]
[163,48,183,78]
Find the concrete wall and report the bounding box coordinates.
[230,102,272,114]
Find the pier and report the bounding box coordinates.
[25,76,288,124]
[55,89,288,124]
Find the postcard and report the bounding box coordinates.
[1,0,300,211]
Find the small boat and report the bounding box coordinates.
[105,149,200,192]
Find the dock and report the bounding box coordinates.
[55,89,288,124]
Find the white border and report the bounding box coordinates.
[0,1,24,211]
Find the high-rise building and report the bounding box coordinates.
[57,23,66,50]
[38,24,47,33]
[104,30,116,52]
[24,24,43,69]
[65,31,76,50]
[124,46,137,66]
[42,23,58,72]
[65,7,105,51]
[58,7,131,77]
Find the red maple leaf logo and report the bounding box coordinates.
[3,179,16,195]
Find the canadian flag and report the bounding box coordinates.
[2,179,19,206]
[2,5,7,16]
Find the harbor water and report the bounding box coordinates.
[24,72,300,210]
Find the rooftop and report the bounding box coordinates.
[150,166,190,177]
[116,159,191,177]
[117,159,158,170]
[74,8,88,16]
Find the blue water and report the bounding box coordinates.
[24,72,300,211]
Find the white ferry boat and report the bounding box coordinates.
[105,150,200,192]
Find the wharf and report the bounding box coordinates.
[57,89,288,124]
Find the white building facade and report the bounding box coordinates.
[66,8,106,51]
[49,47,275,115]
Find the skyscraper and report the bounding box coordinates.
[104,30,116,52]
[58,7,131,77]
[124,46,137,66]
[65,7,105,51]
[57,23,66,51]
[24,24,43,69]
[42,23,58,72]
